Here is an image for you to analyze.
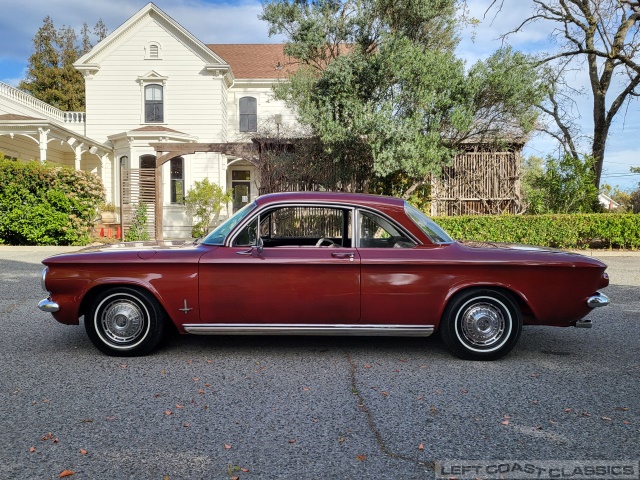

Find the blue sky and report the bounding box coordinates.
[1,0,638,190]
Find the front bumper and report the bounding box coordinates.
[38,299,59,313]
[587,292,610,308]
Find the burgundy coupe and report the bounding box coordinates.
[38,192,609,360]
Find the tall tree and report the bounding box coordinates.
[494,0,640,189]
[19,17,109,111]
[261,0,544,196]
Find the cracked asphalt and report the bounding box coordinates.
[1,247,638,479]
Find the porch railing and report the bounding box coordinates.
[0,81,85,124]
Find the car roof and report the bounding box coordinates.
[255,191,405,209]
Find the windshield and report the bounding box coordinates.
[404,202,453,244]
[201,201,257,245]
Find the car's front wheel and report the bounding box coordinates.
[440,289,522,361]
[85,287,166,356]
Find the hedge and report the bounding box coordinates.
[435,213,640,250]
[0,159,105,245]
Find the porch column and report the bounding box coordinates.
[74,143,84,170]
[38,128,50,163]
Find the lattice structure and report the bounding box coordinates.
[430,146,523,216]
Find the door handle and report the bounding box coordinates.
[331,252,355,261]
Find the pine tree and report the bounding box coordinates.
[19,17,108,111]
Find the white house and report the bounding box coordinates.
[0,3,297,239]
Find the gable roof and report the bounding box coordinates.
[207,44,297,79]
[75,3,228,71]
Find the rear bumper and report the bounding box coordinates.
[38,298,59,313]
[587,292,609,308]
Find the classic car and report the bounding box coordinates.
[38,191,609,360]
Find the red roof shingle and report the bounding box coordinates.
[207,44,297,79]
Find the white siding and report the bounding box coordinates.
[85,18,226,143]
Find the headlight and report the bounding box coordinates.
[41,267,49,292]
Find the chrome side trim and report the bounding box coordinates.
[587,292,610,308]
[38,299,59,313]
[183,323,434,337]
[41,267,48,292]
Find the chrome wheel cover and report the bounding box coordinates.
[456,298,511,351]
[98,296,147,345]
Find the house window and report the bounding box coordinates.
[145,84,164,123]
[239,96,257,132]
[170,157,184,204]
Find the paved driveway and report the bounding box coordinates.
[1,247,638,479]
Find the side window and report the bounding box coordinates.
[239,96,257,132]
[233,217,258,247]
[232,206,351,247]
[358,211,416,248]
[145,84,164,123]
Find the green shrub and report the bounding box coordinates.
[436,213,640,250]
[0,159,105,245]
[124,203,150,241]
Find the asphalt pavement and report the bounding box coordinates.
[0,247,638,479]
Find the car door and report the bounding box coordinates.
[356,209,441,325]
[198,204,361,325]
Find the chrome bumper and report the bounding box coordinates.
[587,292,610,308]
[38,299,59,313]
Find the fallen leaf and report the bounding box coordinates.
[381,391,389,397]
[504,415,511,419]
[241,467,250,472]
[231,477,239,480]
[460,389,468,394]
[418,443,424,451]
[183,423,190,428]
[565,408,571,413]
[420,365,428,368]
[198,389,205,394]
[120,364,127,368]
[59,470,74,478]
[106,416,116,421]
[399,359,408,362]
[363,364,372,369]
[532,400,538,405]
[207,360,213,363]
[601,416,612,421]
[193,377,200,381]
[176,404,184,409]
[393,369,401,372]
[501,420,509,425]
[312,418,318,423]
[303,387,310,391]
[80,449,87,455]
[29,447,36,453]
[430,406,437,414]
[224,444,232,449]
[205,383,211,388]
[41,433,54,441]
[615,407,629,411]
[339,437,345,443]
[623,420,631,425]
[161,369,166,375]
[165,410,172,415]
[54,438,59,444]
[288,439,296,444]
[417,396,424,400]
[582,412,591,417]
[356,454,366,461]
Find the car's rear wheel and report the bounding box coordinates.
[85,287,166,356]
[440,289,522,360]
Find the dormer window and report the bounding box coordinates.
[145,42,162,60]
